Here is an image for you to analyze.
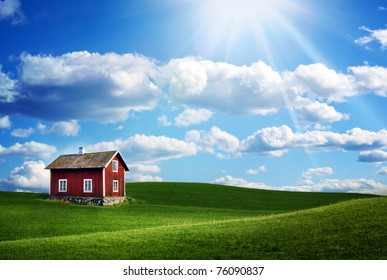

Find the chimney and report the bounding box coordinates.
[79,147,84,155]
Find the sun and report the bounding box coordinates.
[207,0,279,28]
[188,0,322,65]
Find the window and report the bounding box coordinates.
[112,160,118,172]
[113,180,119,192]
[83,179,92,193]
[58,179,67,192]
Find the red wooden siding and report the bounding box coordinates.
[104,155,126,197]
[50,168,103,197]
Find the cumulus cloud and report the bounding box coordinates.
[246,165,267,175]
[285,63,357,102]
[355,26,387,49]
[11,127,34,138]
[115,125,124,130]
[0,65,18,103]
[240,125,293,156]
[87,134,197,163]
[126,163,163,182]
[127,173,163,182]
[300,167,333,185]
[358,150,387,163]
[174,107,213,127]
[348,65,387,97]
[293,101,349,124]
[0,115,11,128]
[125,125,387,161]
[0,141,56,158]
[213,175,268,189]
[0,160,49,191]
[158,115,172,126]
[129,163,161,173]
[185,126,240,158]
[377,166,387,175]
[2,53,387,126]
[1,51,160,123]
[158,107,213,127]
[10,120,81,138]
[159,58,383,124]
[312,178,387,195]
[213,175,387,195]
[241,125,387,156]
[0,0,24,24]
[159,58,289,115]
[42,120,81,136]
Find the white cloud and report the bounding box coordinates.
[10,121,80,138]
[312,178,387,195]
[377,166,387,175]
[3,51,160,123]
[3,54,387,126]
[185,126,240,158]
[358,150,387,163]
[246,165,267,175]
[213,175,268,189]
[1,54,387,137]
[87,134,197,163]
[0,160,49,190]
[241,125,387,156]
[378,6,386,11]
[293,101,349,124]
[126,163,163,182]
[0,141,57,158]
[159,58,387,125]
[126,173,163,182]
[213,175,387,195]
[0,115,11,128]
[129,163,161,173]
[241,125,293,154]
[285,63,357,102]
[159,58,287,115]
[313,123,331,131]
[0,0,24,24]
[0,65,18,103]
[348,65,387,97]
[50,120,80,136]
[37,120,80,136]
[11,127,34,138]
[300,167,333,185]
[158,115,172,126]
[115,125,124,130]
[355,26,387,49]
[303,167,333,177]
[174,107,213,127]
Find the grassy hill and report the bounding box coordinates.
[0,182,385,259]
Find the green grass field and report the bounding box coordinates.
[0,182,385,259]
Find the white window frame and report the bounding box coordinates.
[112,160,118,172]
[58,179,67,192]
[113,180,119,192]
[83,179,92,193]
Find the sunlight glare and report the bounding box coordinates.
[191,0,325,67]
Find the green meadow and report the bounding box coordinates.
[0,182,385,259]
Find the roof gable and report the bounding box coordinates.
[46,150,129,171]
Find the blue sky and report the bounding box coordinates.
[0,0,386,194]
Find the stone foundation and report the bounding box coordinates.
[49,196,126,206]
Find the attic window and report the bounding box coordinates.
[112,160,118,172]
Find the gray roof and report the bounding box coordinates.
[46,150,129,171]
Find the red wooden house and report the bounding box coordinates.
[46,148,129,206]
